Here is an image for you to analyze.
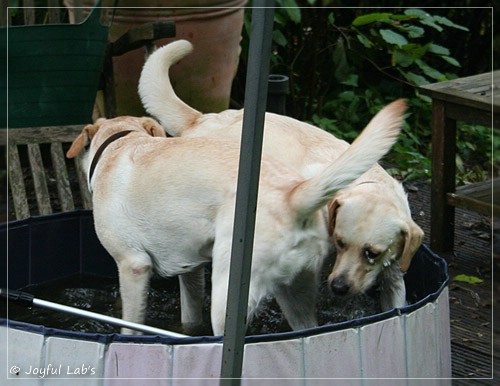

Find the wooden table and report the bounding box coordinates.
[420,71,499,252]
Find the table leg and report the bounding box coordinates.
[431,100,456,252]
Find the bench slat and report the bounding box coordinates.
[47,0,61,24]
[27,144,52,215]
[51,142,75,212]
[8,144,30,219]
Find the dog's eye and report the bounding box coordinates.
[336,238,346,249]
[363,249,380,264]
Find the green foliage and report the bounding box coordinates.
[455,123,495,185]
[350,9,467,88]
[235,5,492,183]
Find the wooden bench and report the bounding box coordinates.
[1,126,91,220]
[420,71,499,252]
[0,1,175,221]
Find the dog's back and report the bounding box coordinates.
[139,40,391,181]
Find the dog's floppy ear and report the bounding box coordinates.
[399,220,424,272]
[66,121,101,158]
[327,199,341,237]
[141,117,166,138]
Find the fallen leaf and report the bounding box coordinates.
[453,274,484,284]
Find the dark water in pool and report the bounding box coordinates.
[1,271,381,336]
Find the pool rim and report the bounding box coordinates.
[1,211,449,346]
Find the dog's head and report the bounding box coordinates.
[326,187,424,298]
[66,116,166,159]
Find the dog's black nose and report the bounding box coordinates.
[330,277,350,295]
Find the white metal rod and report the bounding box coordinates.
[30,297,188,338]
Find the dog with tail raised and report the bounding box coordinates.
[139,40,424,312]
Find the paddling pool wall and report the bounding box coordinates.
[1,211,451,383]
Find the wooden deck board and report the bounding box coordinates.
[406,180,496,383]
[447,178,500,216]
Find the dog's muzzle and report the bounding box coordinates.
[330,276,350,295]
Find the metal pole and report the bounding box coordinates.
[1,288,188,338]
[219,2,275,384]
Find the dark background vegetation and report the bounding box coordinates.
[7,1,497,183]
[231,1,496,183]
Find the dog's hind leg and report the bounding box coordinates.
[116,254,153,335]
[275,270,319,331]
[179,267,205,334]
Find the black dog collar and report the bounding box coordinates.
[88,130,133,184]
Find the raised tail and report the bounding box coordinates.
[289,99,407,218]
[138,39,202,136]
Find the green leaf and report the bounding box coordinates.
[456,154,464,173]
[426,44,461,67]
[404,9,444,32]
[273,12,287,27]
[403,43,429,60]
[388,14,415,22]
[393,49,414,67]
[433,15,469,31]
[328,12,335,25]
[272,30,288,47]
[419,18,443,32]
[441,55,461,67]
[285,7,301,24]
[402,71,429,86]
[400,25,425,39]
[453,274,484,284]
[279,0,301,23]
[352,12,392,26]
[338,90,356,102]
[415,90,432,103]
[341,74,358,87]
[380,29,408,48]
[427,43,450,56]
[356,33,373,48]
[404,9,429,18]
[415,59,446,81]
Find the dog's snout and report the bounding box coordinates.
[330,277,350,295]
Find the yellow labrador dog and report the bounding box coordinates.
[139,40,424,312]
[66,107,403,335]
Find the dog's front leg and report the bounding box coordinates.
[179,267,205,334]
[275,270,319,331]
[378,265,407,311]
[117,256,153,335]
